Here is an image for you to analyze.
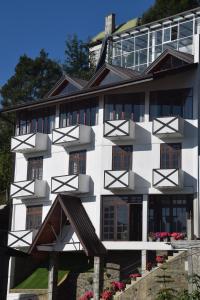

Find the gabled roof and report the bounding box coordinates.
[145,48,194,74]
[85,63,140,88]
[46,74,88,98]
[29,194,106,257]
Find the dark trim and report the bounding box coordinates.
[153,116,180,135]
[52,126,80,145]
[104,120,130,137]
[153,168,179,187]
[10,180,35,198]
[11,133,36,151]
[104,170,129,189]
[51,175,79,193]
[8,230,32,247]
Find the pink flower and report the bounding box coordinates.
[101,290,113,300]
[111,281,126,291]
[156,256,165,264]
[129,273,142,279]
[79,291,93,300]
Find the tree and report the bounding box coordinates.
[140,0,200,25]
[1,49,62,108]
[63,34,94,80]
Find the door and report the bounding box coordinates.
[129,204,142,241]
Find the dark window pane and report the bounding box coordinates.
[27,157,43,180]
[69,151,86,175]
[112,145,132,170]
[26,205,42,230]
[160,143,181,169]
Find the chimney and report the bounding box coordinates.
[105,14,115,36]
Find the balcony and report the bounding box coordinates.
[51,174,90,194]
[104,120,135,140]
[8,230,35,248]
[10,179,47,199]
[104,170,134,190]
[11,132,48,153]
[153,169,183,189]
[52,125,91,147]
[152,116,184,138]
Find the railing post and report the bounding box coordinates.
[93,256,104,300]
[48,252,58,300]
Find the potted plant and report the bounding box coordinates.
[101,290,113,300]
[155,232,161,242]
[79,290,93,300]
[156,255,165,266]
[170,232,186,241]
[160,232,170,242]
[146,262,153,272]
[129,273,142,281]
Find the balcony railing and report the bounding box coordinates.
[52,125,91,147]
[153,169,183,189]
[152,116,184,138]
[51,174,90,194]
[11,132,48,153]
[104,120,135,140]
[8,230,35,248]
[10,179,47,199]
[104,170,134,190]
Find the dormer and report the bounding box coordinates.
[145,48,194,74]
[85,63,140,88]
[46,74,88,98]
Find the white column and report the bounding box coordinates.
[48,252,58,300]
[55,104,60,128]
[93,256,104,300]
[193,193,199,238]
[142,195,148,274]
[144,90,150,122]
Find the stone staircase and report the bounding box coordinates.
[113,251,188,300]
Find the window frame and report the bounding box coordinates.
[112,145,133,171]
[160,143,181,169]
[26,205,43,230]
[27,156,43,181]
[68,150,86,175]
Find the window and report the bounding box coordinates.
[149,195,193,233]
[96,70,122,87]
[26,205,42,230]
[59,99,98,127]
[112,145,132,171]
[16,106,55,136]
[102,195,142,241]
[104,93,145,122]
[160,143,181,169]
[27,157,43,180]
[149,88,193,120]
[56,82,79,96]
[69,151,86,175]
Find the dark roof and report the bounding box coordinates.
[85,63,141,88]
[29,194,106,257]
[145,48,194,74]
[0,246,28,257]
[45,74,88,98]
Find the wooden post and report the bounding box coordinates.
[187,211,193,240]
[93,256,104,300]
[48,252,58,300]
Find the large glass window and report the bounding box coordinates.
[112,145,132,171]
[27,157,43,180]
[16,106,55,136]
[104,93,145,122]
[59,99,98,127]
[26,205,42,230]
[102,195,142,241]
[149,195,193,233]
[69,150,86,175]
[160,143,181,169]
[149,88,193,120]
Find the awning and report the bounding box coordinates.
[29,195,106,257]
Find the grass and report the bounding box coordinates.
[15,268,68,289]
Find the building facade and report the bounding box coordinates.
[4,6,200,300]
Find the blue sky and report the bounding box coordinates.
[0,0,154,86]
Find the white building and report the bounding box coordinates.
[4,6,200,300]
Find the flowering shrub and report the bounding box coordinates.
[159,232,169,239]
[79,290,93,300]
[149,232,156,240]
[156,256,165,264]
[101,290,113,300]
[171,232,186,240]
[129,273,142,279]
[111,281,126,291]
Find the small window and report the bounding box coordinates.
[26,205,42,230]
[112,145,132,171]
[69,151,86,175]
[160,143,181,169]
[27,157,43,180]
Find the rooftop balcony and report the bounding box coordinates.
[11,132,48,153]
[52,125,91,147]
[8,229,35,248]
[10,179,47,199]
[152,116,184,138]
[104,120,135,140]
[104,170,134,190]
[153,169,183,189]
[51,174,90,194]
